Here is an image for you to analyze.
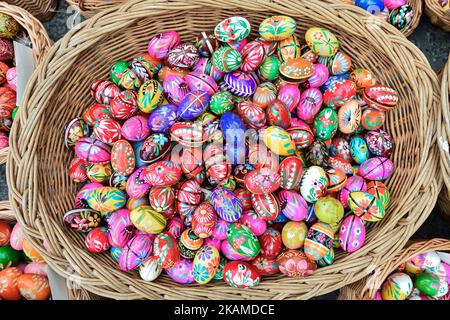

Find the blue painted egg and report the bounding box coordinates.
[148,104,178,132]
[178,90,210,120]
[321,73,350,91]
[355,0,385,13]
[349,136,370,164]
[223,71,259,98]
[210,186,243,222]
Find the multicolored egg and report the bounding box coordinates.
[348,191,385,222]
[223,261,261,288]
[118,234,153,271]
[166,258,195,284]
[339,215,366,253]
[153,232,180,269]
[262,126,296,156]
[227,223,261,259]
[213,46,242,73]
[305,27,339,57]
[381,272,413,300]
[193,244,220,284]
[300,166,328,203]
[214,16,251,42]
[304,222,334,261]
[143,160,182,186]
[210,187,242,222]
[259,16,296,41]
[240,40,265,72]
[358,157,395,181]
[282,221,308,249]
[130,206,167,234]
[276,250,317,277]
[251,193,280,221]
[86,186,126,213]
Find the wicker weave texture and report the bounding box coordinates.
[339,238,450,299]
[4,0,57,21]
[8,0,441,300]
[425,0,450,32]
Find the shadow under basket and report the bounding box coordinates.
[7,0,441,300]
[338,238,450,299]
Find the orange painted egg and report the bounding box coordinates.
[338,99,361,134]
[0,267,22,300]
[279,58,314,83]
[326,168,347,192]
[361,108,385,130]
[111,140,135,176]
[22,239,45,263]
[17,274,51,300]
[0,221,11,246]
[350,68,377,89]
[348,191,385,222]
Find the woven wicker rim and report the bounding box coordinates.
[4,0,58,21]
[424,0,450,32]
[338,238,450,299]
[8,0,441,300]
[0,2,52,166]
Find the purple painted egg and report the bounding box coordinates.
[126,167,151,199]
[163,74,189,106]
[277,190,308,221]
[166,43,199,69]
[223,71,259,98]
[184,72,218,97]
[204,238,222,251]
[212,219,230,240]
[339,214,366,253]
[166,258,195,284]
[178,90,210,120]
[358,157,395,181]
[74,182,103,208]
[147,30,181,60]
[220,240,253,261]
[148,104,178,132]
[297,88,323,123]
[121,115,150,141]
[193,57,224,82]
[107,209,135,248]
[240,210,267,236]
[338,176,367,209]
[74,137,111,164]
[308,64,329,88]
[278,84,301,112]
[365,129,393,157]
[166,216,185,239]
[118,234,154,271]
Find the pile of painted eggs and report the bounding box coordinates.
[0,13,21,150]
[339,0,415,31]
[64,15,398,288]
[376,251,450,300]
[0,220,52,300]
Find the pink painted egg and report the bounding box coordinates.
[338,176,367,209]
[251,193,280,221]
[111,140,135,176]
[288,118,315,150]
[93,118,121,144]
[276,250,317,277]
[297,88,323,123]
[223,261,261,288]
[147,30,181,60]
[6,67,16,91]
[121,115,150,142]
[212,219,230,241]
[175,179,202,217]
[220,240,252,262]
[143,160,182,186]
[240,210,267,236]
[277,190,308,221]
[166,258,195,284]
[184,72,218,96]
[365,129,393,157]
[266,99,291,129]
[204,238,222,252]
[107,209,135,248]
[192,202,217,239]
[193,57,224,82]
[24,262,48,276]
[85,227,110,253]
[109,89,138,120]
[74,137,111,164]
[126,167,150,199]
[0,131,8,149]
[339,214,366,253]
[163,74,189,106]
[10,223,24,251]
[240,40,265,72]
[385,0,407,10]
[245,168,281,195]
[277,84,301,112]
[118,234,154,271]
[358,157,395,181]
[323,79,357,108]
[308,64,329,88]
[166,43,199,69]
[259,228,282,258]
[251,254,279,276]
[149,186,175,213]
[166,216,185,239]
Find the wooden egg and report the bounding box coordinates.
[195,31,219,57]
[223,70,258,98]
[167,43,199,69]
[323,79,357,108]
[82,103,110,126]
[193,244,220,284]
[240,40,265,72]
[87,186,126,213]
[314,107,338,140]
[367,181,390,209]
[143,160,182,186]
[64,118,89,148]
[282,221,308,249]
[0,221,11,246]
[350,68,377,89]
[17,274,51,300]
[137,80,164,113]
[339,214,366,253]
[214,16,251,42]
[213,46,242,73]
[262,126,296,156]
[363,85,399,111]
[130,206,166,234]
[278,156,303,190]
[348,191,385,222]
[338,99,361,134]
[314,196,344,224]
[266,99,291,129]
[0,13,20,38]
[326,168,347,192]
[210,186,243,223]
[253,82,277,108]
[350,136,369,164]
[279,58,314,83]
[251,193,280,221]
[166,258,195,284]
[304,222,334,261]
[365,129,393,157]
[278,190,308,222]
[297,88,323,123]
[223,261,261,288]
[74,137,111,164]
[251,254,279,276]
[288,118,314,150]
[86,163,113,183]
[276,250,317,277]
[358,157,395,181]
[300,166,328,203]
[9,223,23,251]
[154,232,180,269]
[0,267,22,300]
[90,79,120,105]
[85,227,110,253]
[305,27,339,57]
[381,272,413,300]
[259,55,280,81]
[118,234,153,271]
[338,176,367,209]
[259,16,296,41]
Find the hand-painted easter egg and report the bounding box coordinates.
[277,34,301,63]
[111,140,135,176]
[177,90,209,120]
[251,254,279,276]
[193,57,224,81]
[166,258,195,284]
[361,108,385,131]
[338,176,367,209]
[9,223,23,251]
[259,16,296,41]
[365,129,393,157]
[227,223,261,259]
[314,196,344,224]
[223,261,261,288]
[355,0,385,11]
[148,104,178,132]
[147,31,180,60]
[195,31,219,57]
[254,82,277,108]
[109,90,138,120]
[259,228,282,258]
[148,186,175,214]
[92,118,121,145]
[234,187,252,209]
[63,208,101,233]
[139,256,162,281]
[304,222,334,261]
[163,74,189,107]
[240,40,265,72]
[213,46,242,73]
[348,191,385,222]
[297,88,323,123]
[119,234,153,271]
[137,80,164,113]
[175,179,202,217]
[81,103,110,126]
[210,91,233,115]
[367,181,390,209]
[166,43,199,69]
[305,27,339,57]
[17,274,51,300]
[85,227,110,253]
[339,215,366,253]
[358,157,395,181]
[210,187,242,223]
[90,80,120,105]
[107,209,135,248]
[193,244,220,284]
[279,58,314,83]
[121,115,150,142]
[363,85,399,111]
[276,250,317,277]
[251,193,280,221]
[6,67,16,91]
[0,38,13,63]
[323,79,357,108]
[317,247,335,267]
[277,190,308,221]
[350,68,377,89]
[277,84,300,112]
[278,156,303,190]
[143,161,182,186]
[214,16,251,42]
[126,167,150,199]
[330,137,351,163]
[64,118,90,148]
[236,101,266,129]
[140,133,171,164]
[381,272,413,300]
[300,166,328,203]
[180,228,203,251]
[326,168,347,192]
[338,100,361,134]
[184,72,217,97]
[0,267,22,300]
[240,210,267,236]
[282,221,308,249]
[86,162,112,183]
[87,186,126,213]
[258,56,280,81]
[314,107,338,140]
[130,206,167,234]
[223,70,258,98]
[266,99,291,129]
[75,137,111,164]
[319,51,352,76]
[308,63,329,88]
[0,221,11,246]
[307,139,329,167]
[350,136,369,164]
[0,243,21,270]
[390,5,414,31]
[262,126,296,156]
[192,202,217,239]
[288,118,314,150]
[153,232,180,269]
[245,168,281,195]
[328,156,353,175]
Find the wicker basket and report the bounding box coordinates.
[4,0,57,22]
[66,0,124,17]
[425,0,450,32]
[0,2,52,165]
[339,238,450,299]
[438,55,450,217]
[7,0,441,300]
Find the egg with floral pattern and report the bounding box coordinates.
[358,157,395,181]
[278,156,303,190]
[210,187,243,222]
[178,90,210,120]
[282,221,308,249]
[288,118,314,150]
[148,103,178,132]
[349,136,369,164]
[367,181,390,209]
[223,261,261,288]
[240,40,265,72]
[251,254,279,276]
[140,133,171,164]
[75,137,111,164]
[107,209,135,248]
[153,232,180,269]
[338,215,366,253]
[277,190,309,222]
[259,16,296,41]
[338,99,361,134]
[130,206,167,234]
[381,272,413,300]
[251,193,280,221]
[121,115,150,142]
[323,79,356,108]
[126,167,151,199]
[143,160,182,186]
[259,227,282,258]
[304,222,334,261]
[192,202,217,239]
[348,191,385,222]
[118,234,154,271]
[87,187,126,213]
[111,140,135,176]
[227,223,261,259]
[276,250,317,277]
[175,179,202,217]
[64,118,90,148]
[193,244,220,284]
[166,258,195,284]
[305,27,339,57]
[300,166,328,203]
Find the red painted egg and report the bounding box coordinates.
[251,254,279,276]
[144,161,182,186]
[93,118,121,144]
[175,179,202,217]
[153,232,180,269]
[259,228,282,258]
[111,140,135,176]
[328,156,354,175]
[278,156,303,190]
[90,79,120,105]
[85,227,110,253]
[180,147,205,184]
[82,103,110,126]
[223,261,261,288]
[234,188,253,211]
[266,99,291,129]
[68,157,88,183]
[149,186,175,213]
[323,79,357,108]
[0,221,11,246]
[361,108,385,130]
[276,250,317,277]
[240,40,265,72]
[192,202,217,239]
[245,168,281,195]
[330,136,352,163]
[170,121,205,147]
[363,85,399,111]
[109,89,138,120]
[251,193,280,221]
[288,118,314,150]
[236,101,266,129]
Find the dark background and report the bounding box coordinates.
[2,0,448,299]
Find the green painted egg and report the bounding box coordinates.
[367,181,390,209]
[226,223,261,259]
[137,80,164,113]
[314,107,338,141]
[214,16,251,42]
[414,272,441,297]
[213,46,242,73]
[87,186,126,213]
[314,196,344,224]
[87,163,113,183]
[305,27,339,57]
[210,91,234,115]
[258,55,280,81]
[317,247,335,267]
[110,60,129,86]
[0,245,21,270]
[259,15,296,41]
[130,206,167,234]
[348,191,385,222]
[193,244,220,284]
[213,257,227,280]
[262,126,296,156]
